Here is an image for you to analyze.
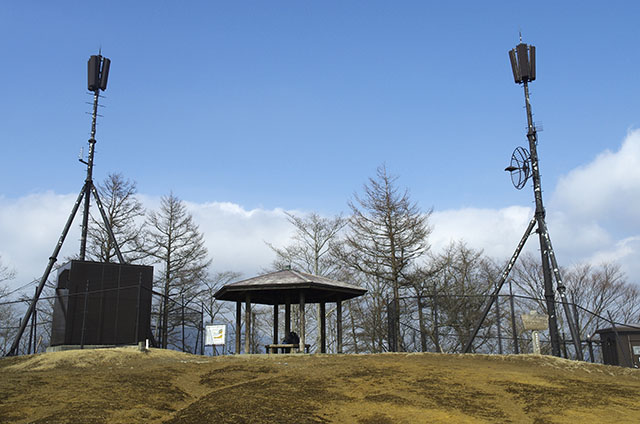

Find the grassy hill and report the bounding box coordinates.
[1,348,639,423]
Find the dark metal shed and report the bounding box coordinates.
[596,325,640,368]
[50,260,154,349]
[214,269,366,355]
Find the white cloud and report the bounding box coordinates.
[430,206,535,259]
[184,200,294,277]
[426,130,640,284]
[587,236,640,273]
[0,193,293,293]
[547,129,640,281]
[551,129,640,231]
[0,192,82,288]
[1,130,639,297]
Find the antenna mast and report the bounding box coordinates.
[7,54,125,356]
[464,40,583,360]
[79,54,112,260]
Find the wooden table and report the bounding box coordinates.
[265,343,310,354]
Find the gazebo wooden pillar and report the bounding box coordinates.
[235,301,241,354]
[245,293,251,354]
[299,291,306,353]
[273,303,278,345]
[319,302,326,353]
[337,300,343,354]
[285,296,291,337]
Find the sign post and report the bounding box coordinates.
[521,311,549,355]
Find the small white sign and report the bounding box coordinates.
[633,346,640,355]
[205,324,226,346]
[521,310,549,331]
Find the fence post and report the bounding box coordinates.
[18,317,22,355]
[572,301,583,360]
[194,322,199,354]
[155,301,162,348]
[417,295,427,352]
[387,298,397,352]
[181,295,185,352]
[509,279,519,354]
[587,336,595,363]
[433,288,440,353]
[495,288,503,355]
[33,306,37,354]
[561,332,568,358]
[200,303,204,356]
[28,287,36,354]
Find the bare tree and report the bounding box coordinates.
[0,256,19,355]
[566,262,640,328]
[87,173,146,263]
[267,211,346,276]
[427,241,499,353]
[144,193,211,349]
[266,211,346,351]
[198,271,241,324]
[513,255,640,343]
[344,272,389,353]
[404,265,441,352]
[510,253,546,305]
[0,258,15,284]
[335,165,431,351]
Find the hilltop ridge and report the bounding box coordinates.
[1,348,639,423]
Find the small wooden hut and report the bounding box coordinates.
[596,325,640,368]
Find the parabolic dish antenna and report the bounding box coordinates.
[505,146,531,190]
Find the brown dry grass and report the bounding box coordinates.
[1,348,639,423]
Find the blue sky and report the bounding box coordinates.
[2,1,638,211]
[1,2,639,288]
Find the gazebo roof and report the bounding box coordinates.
[213,269,367,305]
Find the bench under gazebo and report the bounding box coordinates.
[213,269,366,354]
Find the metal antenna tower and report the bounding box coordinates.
[7,54,125,356]
[463,41,583,360]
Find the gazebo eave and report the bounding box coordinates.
[214,283,366,305]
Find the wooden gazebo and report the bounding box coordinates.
[213,269,366,354]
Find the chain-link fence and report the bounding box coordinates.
[0,284,208,356]
[387,292,626,363]
[3,286,634,364]
[148,290,205,354]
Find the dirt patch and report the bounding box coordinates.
[199,363,278,388]
[357,413,395,424]
[166,376,339,424]
[499,376,640,422]
[364,393,412,405]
